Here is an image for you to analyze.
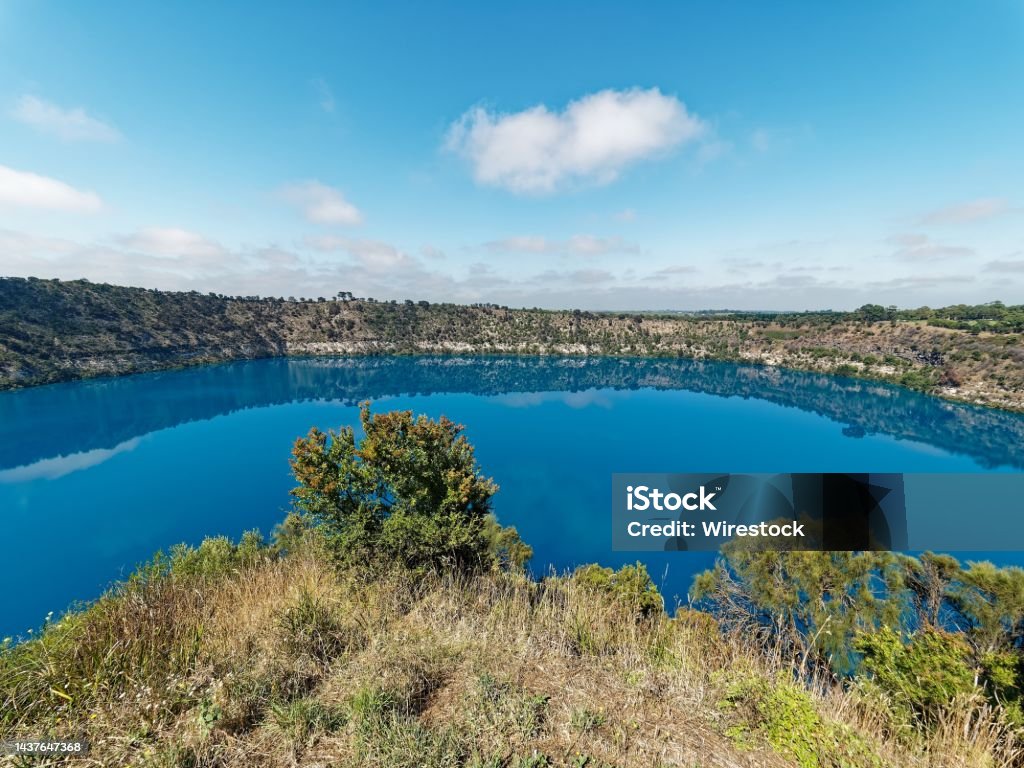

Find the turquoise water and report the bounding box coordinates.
[2,356,1024,639]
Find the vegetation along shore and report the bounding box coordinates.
[2,276,1023,410]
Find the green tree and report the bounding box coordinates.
[695,548,1024,730]
[289,403,528,572]
[692,546,905,675]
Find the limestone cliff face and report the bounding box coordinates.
[2,276,1022,410]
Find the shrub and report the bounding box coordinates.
[573,562,663,617]
[164,530,272,579]
[290,403,527,573]
[853,626,976,727]
[719,671,882,768]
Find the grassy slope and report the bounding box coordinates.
[1,542,1016,768]
[2,277,1023,410]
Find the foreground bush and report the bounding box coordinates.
[290,402,530,573]
[572,562,663,617]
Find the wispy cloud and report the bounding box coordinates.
[2,224,1013,311]
[886,233,974,261]
[305,235,417,272]
[984,257,1024,273]
[694,138,732,166]
[530,268,615,285]
[566,234,639,256]
[0,164,103,212]
[280,181,363,225]
[750,128,771,153]
[11,95,121,142]
[445,87,705,194]
[117,228,226,258]
[482,234,640,256]
[920,197,1011,225]
[645,265,698,281]
[311,78,336,113]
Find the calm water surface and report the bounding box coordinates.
[3,356,1024,639]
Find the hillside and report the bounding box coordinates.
[2,277,1023,410]
[2,537,1018,768]
[4,404,1024,767]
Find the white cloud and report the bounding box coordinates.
[566,234,639,256]
[445,87,705,194]
[613,208,638,222]
[117,228,226,258]
[11,95,121,142]
[483,235,551,254]
[1,215,1012,312]
[0,164,103,212]
[482,234,639,256]
[305,235,416,272]
[920,197,1011,225]
[281,181,363,225]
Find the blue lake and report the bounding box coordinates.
[3,355,1024,639]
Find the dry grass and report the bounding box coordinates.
[1,551,1020,768]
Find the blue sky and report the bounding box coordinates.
[0,1,1022,310]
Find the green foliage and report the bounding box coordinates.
[696,548,1024,734]
[271,511,330,558]
[290,402,523,573]
[719,671,882,768]
[569,706,606,733]
[981,649,1024,726]
[482,513,533,570]
[692,548,905,674]
[349,685,402,726]
[897,368,938,391]
[198,696,222,735]
[916,301,1024,333]
[162,530,272,579]
[853,627,975,726]
[268,696,347,743]
[573,562,664,617]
